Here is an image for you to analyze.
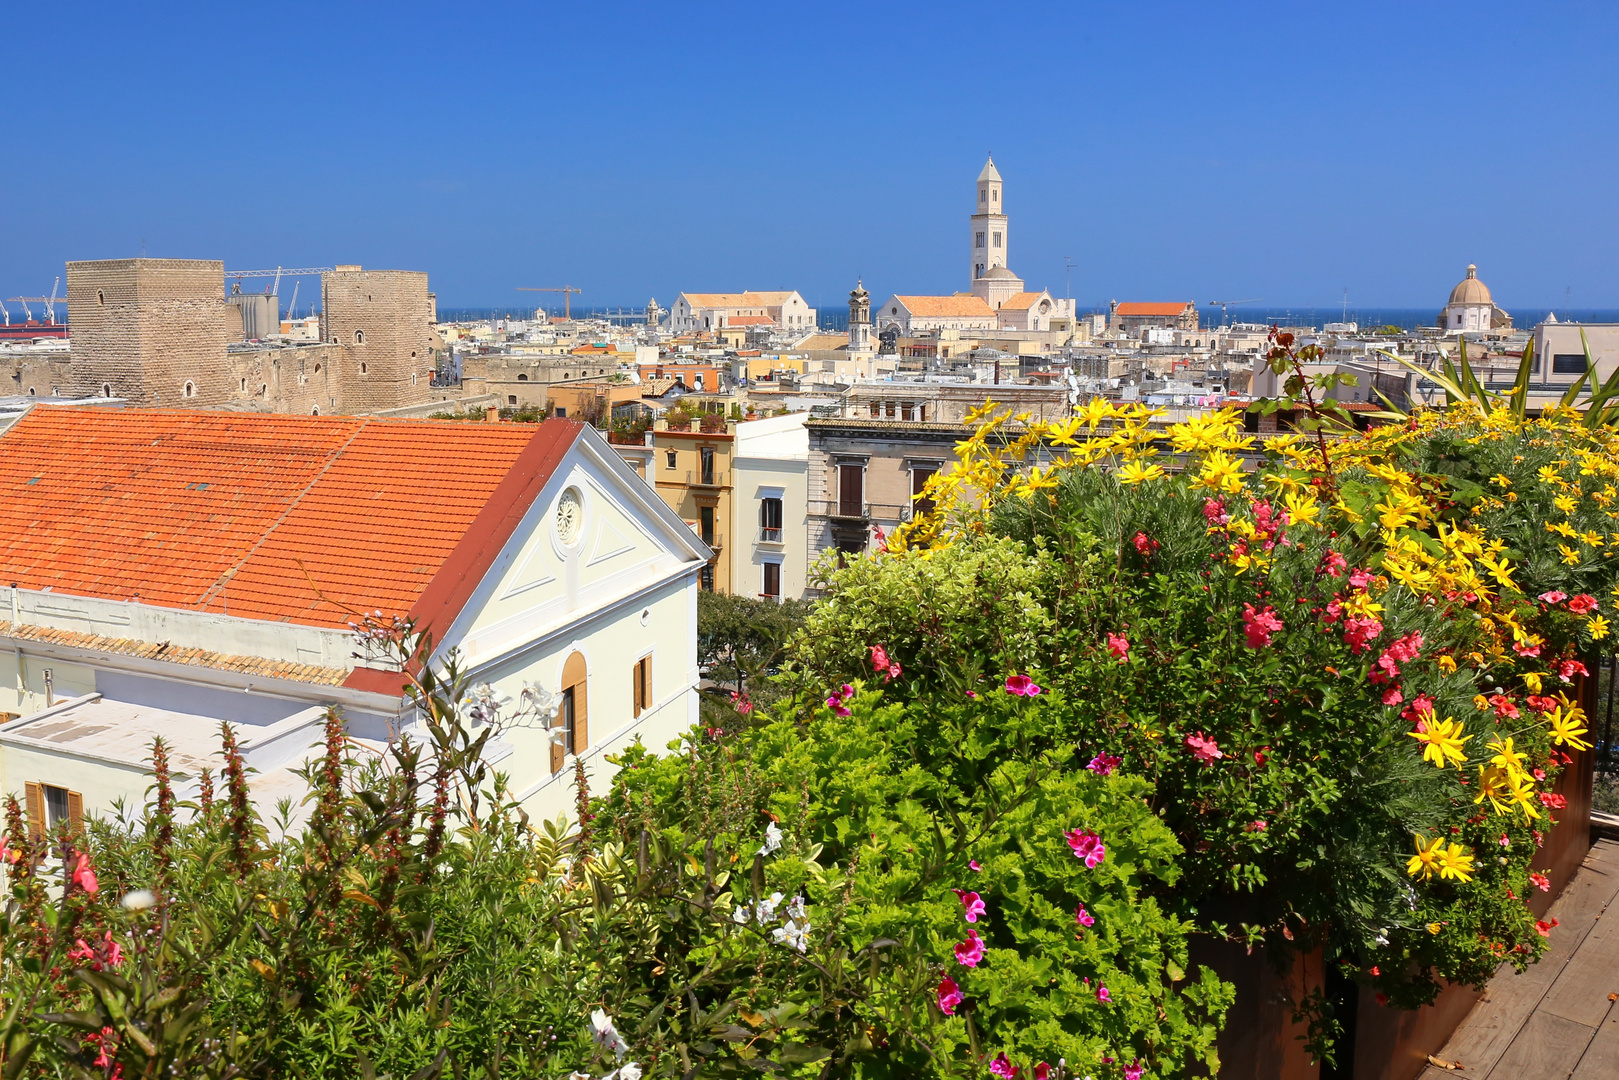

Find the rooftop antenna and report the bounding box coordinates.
[1064,256,1077,302]
[1342,288,1349,324]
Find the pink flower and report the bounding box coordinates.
[1381,686,1404,706]
[1539,590,1569,606]
[1568,594,1598,614]
[936,976,963,1015]
[1490,694,1521,720]
[1348,568,1373,590]
[1075,905,1095,928]
[1124,1062,1143,1080]
[1185,731,1223,765]
[1540,792,1568,810]
[1320,551,1348,578]
[1514,641,1543,658]
[1096,983,1111,1003]
[1106,632,1131,662]
[1004,674,1042,697]
[1065,829,1107,868]
[1323,597,1344,624]
[1087,752,1121,777]
[1530,871,1551,892]
[1343,616,1383,654]
[729,690,753,714]
[954,928,986,967]
[1499,833,1511,847]
[1387,631,1423,663]
[825,684,854,716]
[969,859,982,872]
[990,1053,1018,1079]
[67,938,95,963]
[102,933,123,969]
[1560,659,1590,682]
[869,644,902,682]
[1034,1064,1051,1080]
[1202,497,1230,526]
[1242,603,1283,649]
[71,853,99,895]
[953,889,987,923]
[1247,819,1267,832]
[1535,918,1559,937]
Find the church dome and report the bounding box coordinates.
[1448,264,1493,306]
[982,266,1019,279]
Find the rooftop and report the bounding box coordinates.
[1115,302,1193,317]
[892,295,997,319]
[0,407,579,630]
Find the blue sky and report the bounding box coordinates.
[3,1,1616,312]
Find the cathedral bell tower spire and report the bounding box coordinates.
[970,154,1007,284]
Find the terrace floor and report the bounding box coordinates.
[1420,838,1619,1080]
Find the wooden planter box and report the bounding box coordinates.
[1196,667,1598,1079]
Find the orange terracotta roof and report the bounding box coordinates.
[1114,302,1192,317]
[679,291,795,309]
[727,315,775,326]
[0,408,580,631]
[998,292,1047,311]
[892,295,997,319]
[0,620,350,685]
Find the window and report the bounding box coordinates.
[361,362,368,373]
[976,231,986,248]
[1552,354,1589,375]
[993,232,1002,248]
[554,652,589,773]
[354,330,365,344]
[311,406,320,416]
[555,407,567,417]
[239,378,247,391]
[763,561,781,598]
[980,189,987,204]
[508,395,518,405]
[912,465,939,517]
[632,655,652,717]
[992,189,998,202]
[102,383,112,397]
[97,290,105,305]
[517,373,528,381]
[760,496,783,541]
[700,564,715,591]
[700,505,715,546]
[24,782,82,839]
[700,446,715,485]
[666,450,677,469]
[183,381,195,398]
[838,462,864,517]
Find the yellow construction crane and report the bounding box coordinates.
[517,286,581,321]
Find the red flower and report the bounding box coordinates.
[1348,568,1373,590]
[1202,497,1229,526]
[1106,632,1130,662]
[1539,590,1568,605]
[1034,1065,1051,1080]
[1535,918,1559,937]
[1065,829,1107,868]
[1568,594,1598,614]
[1004,674,1042,697]
[1559,659,1590,682]
[1343,616,1383,654]
[1529,871,1551,892]
[989,1053,1018,1079]
[1489,694,1521,720]
[1132,530,1159,555]
[1242,603,1283,649]
[1319,551,1348,578]
[1254,746,1270,766]
[1381,686,1404,706]
[1400,695,1436,722]
[70,853,99,896]
[1087,752,1121,776]
[1539,792,1568,810]
[936,975,963,1015]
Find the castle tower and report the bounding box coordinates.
[848,280,873,356]
[970,155,1007,283]
[320,266,437,411]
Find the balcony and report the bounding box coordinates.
[809,500,910,523]
[685,469,729,489]
[757,527,783,545]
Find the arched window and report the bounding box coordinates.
[311,406,320,416]
[354,330,365,344]
[360,362,368,374]
[183,381,196,398]
[517,373,528,381]
[102,383,112,397]
[553,651,589,774]
[97,290,105,305]
[313,363,321,374]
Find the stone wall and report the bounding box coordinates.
[320,268,437,413]
[65,259,230,407]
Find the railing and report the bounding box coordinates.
[808,500,910,522]
[758,527,783,544]
[684,470,729,488]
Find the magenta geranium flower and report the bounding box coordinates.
[1065,829,1106,868]
[1096,983,1111,1003]
[825,684,854,716]
[1185,731,1223,765]
[954,928,986,967]
[1124,1061,1144,1080]
[1319,550,1347,578]
[1348,568,1373,590]
[1004,673,1042,697]
[1074,904,1095,928]
[937,975,963,1015]
[989,1053,1018,1078]
[1202,497,1229,526]
[953,888,987,922]
[1106,633,1130,662]
[1342,616,1383,654]
[1087,752,1121,776]
[1242,603,1283,649]
[1560,659,1590,682]
[1381,686,1403,706]
[1034,1064,1051,1080]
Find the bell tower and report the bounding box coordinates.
[848,279,873,356]
[970,154,1007,284]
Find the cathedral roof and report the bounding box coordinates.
[998,292,1048,311]
[1447,265,1493,306]
[981,266,1021,280]
[679,291,797,309]
[1114,302,1192,317]
[892,295,997,319]
[978,155,1002,183]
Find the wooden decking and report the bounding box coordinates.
[1420,839,1619,1080]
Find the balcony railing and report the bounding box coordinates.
[809,500,910,522]
[685,469,729,489]
[758,527,783,544]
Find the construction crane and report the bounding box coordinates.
[284,279,300,322]
[223,267,333,278]
[517,286,582,320]
[1207,298,1262,327]
[7,278,65,323]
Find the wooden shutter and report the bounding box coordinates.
[632,658,644,718]
[550,733,565,775]
[562,651,588,756]
[24,782,43,842]
[66,790,84,833]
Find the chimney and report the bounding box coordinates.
[485,405,500,423]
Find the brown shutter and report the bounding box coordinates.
[550,735,565,775]
[24,782,44,842]
[66,790,84,833]
[562,652,589,755]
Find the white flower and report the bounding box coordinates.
[590,1008,627,1060]
[786,894,807,922]
[732,904,751,925]
[120,889,156,911]
[760,821,783,855]
[771,919,809,953]
[754,891,784,924]
[617,1064,642,1080]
